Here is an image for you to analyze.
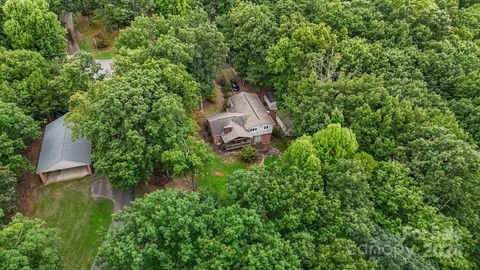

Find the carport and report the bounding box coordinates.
[37,115,92,185]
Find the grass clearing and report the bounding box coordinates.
[264,155,279,166]
[198,155,246,195]
[74,14,117,59]
[29,177,113,270]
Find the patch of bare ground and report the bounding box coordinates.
[134,165,194,197]
[214,171,225,177]
[165,176,193,192]
[17,138,43,215]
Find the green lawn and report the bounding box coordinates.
[197,156,246,194]
[29,178,113,270]
[264,155,279,166]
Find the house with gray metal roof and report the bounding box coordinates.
[207,92,275,150]
[37,115,92,184]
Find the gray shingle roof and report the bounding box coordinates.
[221,121,253,143]
[207,112,249,137]
[37,115,92,173]
[228,92,274,129]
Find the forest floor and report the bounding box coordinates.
[29,178,113,270]
[73,14,117,59]
[16,139,43,214]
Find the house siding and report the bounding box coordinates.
[248,124,273,137]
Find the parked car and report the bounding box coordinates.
[231,79,240,91]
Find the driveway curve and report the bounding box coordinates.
[91,179,133,212]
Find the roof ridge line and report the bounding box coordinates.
[59,118,68,161]
[244,93,260,120]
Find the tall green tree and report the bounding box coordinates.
[2,0,65,58]
[115,11,227,97]
[0,214,63,270]
[313,238,376,270]
[97,0,199,30]
[266,22,338,98]
[0,100,40,174]
[0,167,16,221]
[219,1,277,87]
[0,49,51,117]
[0,50,99,119]
[450,98,480,144]
[311,124,358,165]
[404,128,480,229]
[161,136,213,190]
[97,190,300,269]
[68,64,198,188]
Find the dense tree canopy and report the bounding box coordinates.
[0,100,39,174]
[97,0,200,30]
[2,0,65,58]
[115,11,227,97]
[97,190,300,269]
[0,214,63,270]
[0,167,16,220]
[0,49,100,119]
[219,2,277,86]
[68,60,202,188]
[1,0,480,269]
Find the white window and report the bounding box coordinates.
[250,128,257,132]
[264,126,269,130]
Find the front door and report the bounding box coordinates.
[255,136,261,144]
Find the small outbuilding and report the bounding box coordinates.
[264,91,278,111]
[37,115,92,185]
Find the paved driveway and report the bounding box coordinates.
[91,179,133,212]
[95,59,113,79]
[91,179,133,270]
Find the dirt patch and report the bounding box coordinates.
[165,176,193,191]
[17,138,43,215]
[214,171,225,177]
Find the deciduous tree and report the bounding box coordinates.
[68,65,198,188]
[219,2,277,87]
[0,214,63,270]
[2,0,65,58]
[0,100,40,174]
[0,167,16,221]
[97,190,300,269]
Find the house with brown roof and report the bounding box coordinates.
[207,92,275,150]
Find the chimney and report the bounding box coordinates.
[224,125,233,134]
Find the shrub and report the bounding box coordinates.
[219,78,226,86]
[241,146,258,163]
[272,126,282,138]
[207,89,217,103]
